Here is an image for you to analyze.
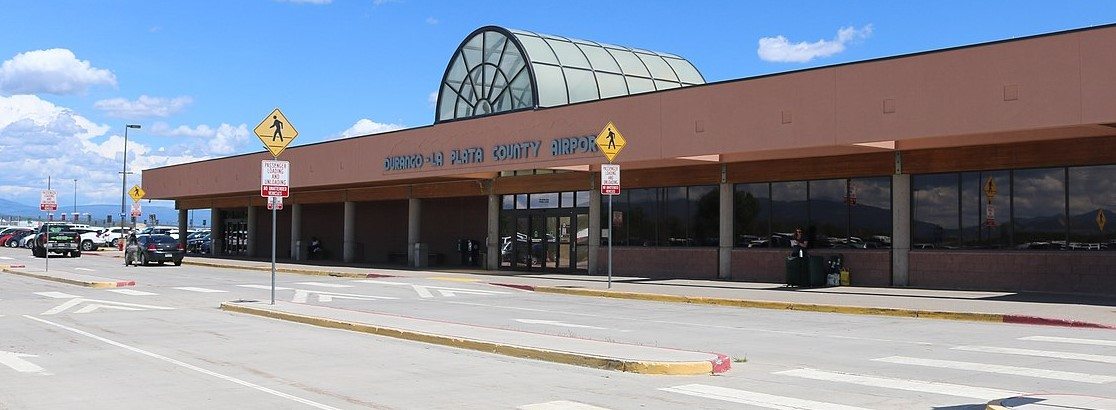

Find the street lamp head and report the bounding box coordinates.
[126,124,141,129]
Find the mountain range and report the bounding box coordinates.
[0,198,210,227]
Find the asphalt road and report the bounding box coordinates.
[1,247,1113,409]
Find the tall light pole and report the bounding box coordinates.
[120,124,140,253]
[73,179,77,218]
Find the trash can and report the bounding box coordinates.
[785,256,807,286]
[413,242,428,269]
[807,255,826,287]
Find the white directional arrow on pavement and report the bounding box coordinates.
[42,298,175,315]
[0,350,49,375]
[514,319,608,330]
[291,289,398,304]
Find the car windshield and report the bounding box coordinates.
[150,235,177,244]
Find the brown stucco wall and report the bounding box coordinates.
[909,251,1116,294]
[729,249,890,286]
[594,247,718,279]
[353,200,407,263]
[301,203,343,260]
[251,206,292,259]
[420,197,488,266]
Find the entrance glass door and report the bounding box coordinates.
[499,191,590,273]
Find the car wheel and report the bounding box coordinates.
[173,260,182,266]
[81,240,93,251]
[71,251,81,258]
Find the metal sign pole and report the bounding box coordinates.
[607,192,612,289]
[271,206,277,305]
[45,176,50,273]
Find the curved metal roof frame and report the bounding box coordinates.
[435,25,704,123]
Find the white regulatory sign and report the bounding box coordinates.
[261,160,290,198]
[40,189,58,212]
[601,164,620,196]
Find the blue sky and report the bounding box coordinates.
[0,0,1112,211]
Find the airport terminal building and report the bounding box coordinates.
[144,25,1116,295]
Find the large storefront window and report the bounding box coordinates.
[499,191,591,272]
[913,165,1115,251]
[600,185,718,247]
[737,178,890,248]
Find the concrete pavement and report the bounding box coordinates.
[1,265,135,288]
[175,255,1116,329]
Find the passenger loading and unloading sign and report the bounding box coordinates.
[601,164,620,196]
[261,160,290,197]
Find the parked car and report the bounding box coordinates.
[19,233,37,248]
[73,227,105,251]
[100,227,133,247]
[0,228,32,246]
[139,226,180,239]
[186,231,211,254]
[5,229,34,247]
[125,234,184,266]
[32,223,81,258]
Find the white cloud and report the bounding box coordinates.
[426,17,439,25]
[757,25,873,63]
[94,95,193,118]
[428,91,438,108]
[0,95,251,207]
[339,118,405,138]
[0,49,117,95]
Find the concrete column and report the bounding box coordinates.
[210,207,222,256]
[407,198,421,267]
[718,182,733,279]
[343,201,355,263]
[177,208,188,251]
[487,194,499,270]
[290,203,302,260]
[246,205,258,257]
[588,186,601,275]
[892,173,911,286]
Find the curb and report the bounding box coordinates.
[220,302,730,375]
[1,268,135,288]
[524,286,1116,330]
[183,260,395,279]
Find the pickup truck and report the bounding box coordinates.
[32,223,82,258]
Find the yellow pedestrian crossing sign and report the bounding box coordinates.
[128,185,145,202]
[595,121,626,163]
[254,108,298,158]
[1098,209,1107,232]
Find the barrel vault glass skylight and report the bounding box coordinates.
[436,26,705,123]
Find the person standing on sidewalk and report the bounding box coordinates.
[790,227,808,258]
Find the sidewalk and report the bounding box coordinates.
[1,265,135,288]
[187,256,1116,329]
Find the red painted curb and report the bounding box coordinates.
[1003,315,1115,329]
[116,281,136,287]
[490,283,536,291]
[710,353,732,374]
[9,264,25,268]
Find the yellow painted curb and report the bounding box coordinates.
[183,260,371,278]
[533,286,1006,324]
[220,302,722,375]
[1,268,129,288]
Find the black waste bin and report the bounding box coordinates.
[807,255,826,287]
[785,256,807,286]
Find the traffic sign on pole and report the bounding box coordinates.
[601,164,620,195]
[128,185,145,202]
[595,121,627,163]
[40,189,58,212]
[131,202,142,218]
[254,108,299,158]
[261,160,291,197]
[267,196,283,210]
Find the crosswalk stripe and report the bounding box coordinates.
[659,384,868,410]
[106,289,158,296]
[36,292,79,299]
[774,368,1023,400]
[174,287,228,293]
[295,282,353,288]
[518,401,611,410]
[0,256,14,260]
[74,268,95,272]
[872,356,1116,384]
[1019,336,1116,347]
[952,345,1116,364]
[237,285,293,290]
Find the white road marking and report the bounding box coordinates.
[291,289,397,304]
[1019,335,1116,347]
[106,289,158,296]
[354,280,507,298]
[0,256,14,260]
[0,350,49,375]
[952,345,1116,364]
[515,319,608,330]
[660,384,868,410]
[173,287,228,293]
[518,400,612,410]
[35,292,79,299]
[237,285,292,290]
[873,356,1116,384]
[295,282,353,288]
[22,315,341,410]
[74,268,95,272]
[42,298,175,315]
[774,368,1023,400]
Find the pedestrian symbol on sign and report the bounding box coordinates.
[270,116,284,142]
